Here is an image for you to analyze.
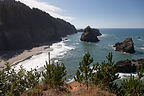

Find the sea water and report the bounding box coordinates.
[15,28,144,82]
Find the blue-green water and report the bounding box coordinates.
[16,28,144,82]
[57,28,144,81]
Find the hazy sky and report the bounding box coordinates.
[17,0,144,28]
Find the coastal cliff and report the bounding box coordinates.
[0,0,76,50]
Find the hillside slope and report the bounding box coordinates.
[0,0,76,50]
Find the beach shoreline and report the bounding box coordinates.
[0,38,74,70]
[0,44,52,67]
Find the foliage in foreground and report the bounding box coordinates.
[91,53,119,93]
[118,75,144,96]
[42,61,66,87]
[0,60,66,96]
[0,62,40,96]
[74,52,93,89]
[118,64,144,96]
[74,52,144,96]
[0,52,144,96]
[74,52,119,92]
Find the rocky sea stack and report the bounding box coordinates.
[115,59,144,73]
[113,38,135,54]
[0,0,76,50]
[80,26,101,42]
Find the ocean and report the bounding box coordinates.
[15,28,144,82]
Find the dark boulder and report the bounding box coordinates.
[113,38,135,53]
[77,29,84,32]
[115,59,144,73]
[80,26,101,42]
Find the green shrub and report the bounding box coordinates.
[0,62,40,96]
[74,52,93,89]
[137,64,144,81]
[118,75,144,96]
[25,68,41,89]
[0,57,66,95]
[74,52,119,91]
[118,64,144,96]
[42,61,66,88]
[91,53,119,93]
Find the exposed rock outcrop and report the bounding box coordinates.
[113,38,135,53]
[115,59,144,73]
[77,29,84,32]
[80,26,101,42]
[0,0,76,50]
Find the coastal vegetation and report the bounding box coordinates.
[0,53,144,96]
[74,52,119,93]
[0,0,76,50]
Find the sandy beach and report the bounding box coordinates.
[0,45,52,67]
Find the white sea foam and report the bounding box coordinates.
[76,42,79,45]
[137,38,143,41]
[117,73,137,79]
[137,38,144,42]
[99,34,108,38]
[67,78,75,83]
[108,44,114,49]
[140,47,144,50]
[68,72,138,84]
[15,41,74,71]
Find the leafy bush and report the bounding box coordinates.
[74,52,119,91]
[42,61,66,88]
[0,62,40,96]
[0,56,66,96]
[25,68,41,89]
[74,52,93,89]
[118,64,144,96]
[118,75,144,96]
[91,53,119,93]
[137,64,144,81]
[1,52,144,96]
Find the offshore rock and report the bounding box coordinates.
[80,26,101,42]
[113,38,135,53]
[115,59,144,73]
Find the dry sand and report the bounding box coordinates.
[0,45,52,67]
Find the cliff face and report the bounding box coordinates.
[0,0,76,50]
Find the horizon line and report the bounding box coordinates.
[76,27,144,29]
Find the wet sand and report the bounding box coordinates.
[0,45,52,67]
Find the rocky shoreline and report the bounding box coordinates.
[0,44,52,67]
[115,59,144,73]
[0,0,77,67]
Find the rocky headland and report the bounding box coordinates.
[77,29,84,32]
[80,26,102,42]
[0,0,76,50]
[113,38,135,54]
[115,59,144,73]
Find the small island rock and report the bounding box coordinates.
[77,29,84,32]
[80,26,102,42]
[113,38,135,53]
